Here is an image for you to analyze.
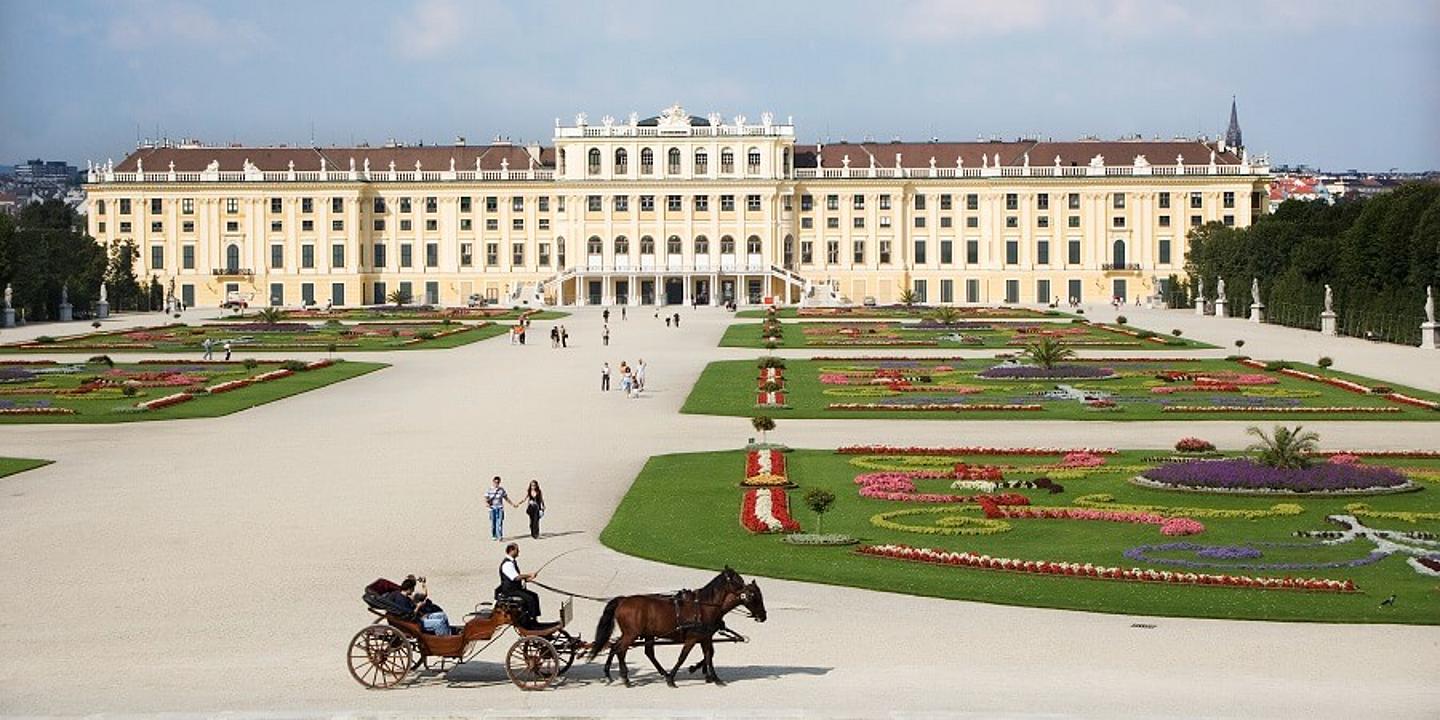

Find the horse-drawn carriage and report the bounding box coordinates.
[346,581,582,690]
[346,566,766,691]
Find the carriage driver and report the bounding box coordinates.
[498,543,550,628]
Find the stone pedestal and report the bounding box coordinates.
[1422,322,1440,350]
[2,308,13,328]
[1214,298,1228,318]
[95,301,109,319]
[58,303,73,322]
[1249,303,1265,323]
[1194,301,1206,316]
[1321,311,1338,336]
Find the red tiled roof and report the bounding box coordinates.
[794,140,1240,169]
[115,145,551,173]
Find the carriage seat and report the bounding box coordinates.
[363,591,417,620]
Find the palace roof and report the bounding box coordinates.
[793,140,1242,169]
[114,144,551,173]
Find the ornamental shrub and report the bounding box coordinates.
[326,343,337,353]
[1371,385,1393,394]
[761,380,782,392]
[243,358,259,370]
[803,488,837,533]
[1075,308,1085,315]
[764,341,779,350]
[1234,339,1245,348]
[1318,356,1334,368]
[416,331,436,340]
[282,360,307,372]
[87,355,114,367]
[1264,361,1292,371]
[1171,329,1183,336]
[121,385,138,397]
[91,321,102,329]
[35,336,56,344]
[1225,354,1250,361]
[1136,330,1156,339]
[751,415,776,443]
[1116,315,1128,325]
[757,356,786,369]
[1175,437,1217,453]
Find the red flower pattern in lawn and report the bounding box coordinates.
[740,487,801,533]
[857,544,1357,592]
[838,445,1117,456]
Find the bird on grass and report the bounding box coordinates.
[1378,594,1397,607]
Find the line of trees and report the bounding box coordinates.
[1185,182,1440,344]
[0,200,149,322]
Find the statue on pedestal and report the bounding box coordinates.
[1324,284,1334,313]
[3,283,10,309]
[61,284,68,305]
[1427,286,1436,325]
[1216,277,1226,299]
[1251,278,1261,306]
[100,282,108,304]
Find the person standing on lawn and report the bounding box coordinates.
[525,480,545,539]
[485,476,516,541]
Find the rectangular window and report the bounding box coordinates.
[373,282,386,305]
[150,245,164,270]
[1113,193,1125,210]
[1037,216,1049,229]
[800,240,813,264]
[1005,240,1018,265]
[1191,215,1203,227]
[801,195,813,211]
[512,196,523,212]
[853,194,865,210]
[746,194,761,212]
[879,240,892,264]
[181,198,194,214]
[912,279,928,303]
[939,194,951,211]
[331,198,343,213]
[694,195,708,212]
[1005,216,1017,228]
[400,197,412,213]
[1159,192,1171,209]
[539,243,551,266]
[853,217,865,229]
[485,196,498,212]
[640,195,655,212]
[460,196,471,212]
[966,239,979,264]
[226,198,238,214]
[826,218,839,229]
[1159,215,1171,228]
[373,243,387,268]
[374,219,386,232]
[667,195,682,212]
[1159,238,1172,264]
[614,195,629,212]
[939,216,951,228]
[538,218,549,230]
[966,216,979,228]
[1067,216,1080,228]
[1005,279,1020,303]
[880,194,893,210]
[1037,239,1050,265]
[1068,239,1081,264]
[966,193,979,211]
[270,244,284,269]
[460,242,473,266]
[485,243,498,266]
[228,221,241,233]
[880,216,892,227]
[512,218,524,230]
[1036,279,1051,304]
[98,221,106,232]
[270,220,282,232]
[332,220,343,231]
[914,239,927,264]
[151,221,164,233]
[331,282,345,307]
[538,196,549,212]
[1223,191,1235,209]
[269,283,284,306]
[1190,192,1203,209]
[915,194,926,210]
[426,197,438,213]
[459,218,472,231]
[182,245,195,270]
[1068,278,1082,304]
[1037,193,1049,210]
[1005,193,1018,210]
[1223,215,1235,227]
[301,244,315,269]
[400,243,413,268]
[915,216,926,228]
[587,195,601,212]
[148,197,162,214]
[1112,216,1126,228]
[852,241,865,264]
[826,240,840,264]
[826,194,839,211]
[301,282,315,305]
[399,219,412,232]
[940,279,954,303]
[940,239,953,264]
[965,278,981,303]
[182,220,194,233]
[426,242,438,267]
[512,242,524,266]
[182,284,194,307]
[332,244,345,268]
[270,197,282,214]
[1068,193,1080,210]
[721,195,735,211]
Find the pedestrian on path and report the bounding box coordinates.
[601,362,611,391]
[202,338,213,360]
[603,308,611,323]
[525,480,545,540]
[665,316,672,328]
[621,306,627,321]
[485,476,516,541]
[636,358,647,391]
[518,325,527,345]
[673,312,680,328]
[223,340,233,361]
[561,325,569,348]
[550,326,559,348]
[602,324,610,346]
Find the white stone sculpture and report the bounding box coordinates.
[1324,284,1334,313]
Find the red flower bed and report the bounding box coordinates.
[856,544,1358,592]
[838,445,1117,456]
[136,392,195,411]
[740,488,801,533]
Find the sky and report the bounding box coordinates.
[2,0,1437,172]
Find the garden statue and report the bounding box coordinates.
[1324,284,1333,313]
[61,284,68,304]
[99,282,107,303]
[1251,277,1261,306]
[1427,286,1435,324]
[1216,277,1226,299]
[3,283,10,309]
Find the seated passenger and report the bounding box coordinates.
[380,574,420,615]
[414,592,454,636]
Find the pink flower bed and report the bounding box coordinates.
[136,392,195,411]
[854,472,1031,505]
[977,498,1204,536]
[818,373,851,385]
[1056,451,1107,468]
[1162,406,1402,414]
[838,445,1117,456]
[827,403,1043,412]
[857,544,1357,592]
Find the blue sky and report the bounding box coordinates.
[2,0,1437,171]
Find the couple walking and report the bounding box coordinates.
[485,476,546,541]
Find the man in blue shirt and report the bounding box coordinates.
[485,476,516,541]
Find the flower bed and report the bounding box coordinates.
[856,472,1033,504]
[136,392,195,411]
[856,544,1357,592]
[0,406,76,416]
[204,378,253,394]
[827,402,1044,412]
[838,445,1117,456]
[977,364,1116,379]
[1161,405,1403,414]
[744,449,789,487]
[252,368,296,382]
[975,497,1205,536]
[756,391,787,407]
[740,488,800,533]
[1139,458,1414,494]
[1073,494,1304,519]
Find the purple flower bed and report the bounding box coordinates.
[1195,545,1264,560]
[0,367,37,382]
[1144,458,1410,493]
[223,323,315,332]
[977,364,1115,379]
[1125,542,1388,571]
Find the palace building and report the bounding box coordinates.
[84,103,1269,308]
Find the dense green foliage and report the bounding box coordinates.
[0,201,110,320]
[1187,184,1440,343]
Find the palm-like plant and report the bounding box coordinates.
[1023,336,1075,370]
[1245,425,1319,469]
[931,306,961,325]
[256,306,285,325]
[898,287,919,308]
[387,289,412,308]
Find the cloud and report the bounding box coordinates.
[887,0,1051,40]
[394,0,468,59]
[105,1,263,53]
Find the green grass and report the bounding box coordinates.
[602,449,1440,624]
[3,321,509,353]
[735,306,1068,320]
[682,357,1440,421]
[0,360,385,423]
[0,457,52,478]
[720,319,1212,349]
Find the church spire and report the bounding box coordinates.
[1225,96,1243,151]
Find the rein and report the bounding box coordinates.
[527,579,751,616]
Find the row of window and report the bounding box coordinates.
[95,195,562,217]
[798,190,1236,212]
[582,193,766,213]
[150,241,563,272]
[582,235,764,256]
[907,278,1092,305]
[585,147,765,175]
[788,237,1175,266]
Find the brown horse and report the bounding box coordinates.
[667,579,765,685]
[589,567,767,686]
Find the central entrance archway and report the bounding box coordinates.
[664,278,683,305]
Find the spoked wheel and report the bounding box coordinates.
[550,629,579,674]
[505,636,562,690]
[346,624,415,689]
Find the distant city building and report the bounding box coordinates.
[0,191,19,216]
[14,159,79,187]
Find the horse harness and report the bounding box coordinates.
[668,584,751,633]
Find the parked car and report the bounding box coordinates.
[862,296,877,307]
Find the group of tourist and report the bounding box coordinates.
[548,324,571,348]
[508,315,535,344]
[600,358,646,397]
[200,338,232,361]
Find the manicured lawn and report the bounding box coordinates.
[217,307,568,322]
[2,321,508,353]
[602,448,1440,624]
[720,319,1213,349]
[683,357,1440,421]
[0,457,52,478]
[0,359,385,423]
[735,306,1068,320]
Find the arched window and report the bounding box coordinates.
[226,244,241,272]
[640,148,654,174]
[587,148,601,175]
[694,150,708,175]
[1112,239,1127,268]
[720,235,736,254]
[587,236,603,254]
[667,148,681,174]
[556,237,566,268]
[694,235,709,255]
[720,149,735,173]
[667,235,682,255]
[747,148,761,173]
[614,235,629,255]
[783,234,795,267]
[614,148,628,174]
[747,235,762,254]
[640,235,655,254]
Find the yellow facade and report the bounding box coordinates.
[85,105,1269,308]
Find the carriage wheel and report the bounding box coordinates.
[346,624,414,689]
[505,636,562,690]
[550,629,579,675]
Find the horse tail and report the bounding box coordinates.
[589,597,621,660]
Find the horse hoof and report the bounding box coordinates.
[666,678,677,688]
